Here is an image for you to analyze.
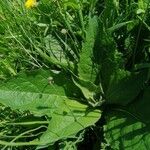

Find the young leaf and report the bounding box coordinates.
[78,15,98,83]
[72,76,99,106]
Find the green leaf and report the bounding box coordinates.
[72,76,99,106]
[128,87,150,124]
[106,70,147,105]
[0,70,101,146]
[107,21,133,32]
[104,87,150,150]
[39,106,100,146]
[78,16,98,82]
[93,20,123,91]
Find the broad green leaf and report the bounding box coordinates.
[78,16,98,82]
[43,35,66,63]
[0,70,101,146]
[106,70,147,105]
[104,110,150,150]
[104,87,150,150]
[39,106,100,146]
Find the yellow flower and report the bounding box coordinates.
[25,0,37,9]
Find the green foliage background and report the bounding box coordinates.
[0,0,150,149]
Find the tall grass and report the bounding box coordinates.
[1,0,149,77]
